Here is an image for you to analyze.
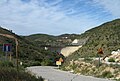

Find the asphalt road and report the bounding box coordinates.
[27,66,113,81]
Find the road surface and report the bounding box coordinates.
[27,66,113,81]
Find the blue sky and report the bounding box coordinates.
[0,0,120,35]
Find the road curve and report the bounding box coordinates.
[27,66,113,81]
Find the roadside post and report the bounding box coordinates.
[9,52,12,61]
[97,48,103,67]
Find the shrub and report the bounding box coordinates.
[109,64,120,68]
[0,61,14,67]
[41,59,52,66]
[22,60,41,67]
[101,71,113,78]
[84,57,93,62]
[108,58,115,62]
[31,61,41,66]
[0,67,44,81]
[116,78,120,81]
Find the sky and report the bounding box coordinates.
[0,0,120,36]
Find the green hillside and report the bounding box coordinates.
[67,19,120,60]
[24,33,80,46]
[0,27,63,66]
[24,34,56,46]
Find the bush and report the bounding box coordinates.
[84,57,93,62]
[109,64,120,68]
[0,67,44,81]
[22,60,41,67]
[0,60,44,81]
[41,59,53,66]
[32,61,41,66]
[0,61,14,67]
[116,78,120,81]
[108,58,115,62]
[101,71,113,78]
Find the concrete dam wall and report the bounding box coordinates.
[61,45,82,57]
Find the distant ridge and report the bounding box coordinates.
[24,33,80,47]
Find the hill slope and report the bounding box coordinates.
[0,27,62,66]
[67,19,120,60]
[0,27,43,65]
[24,34,80,46]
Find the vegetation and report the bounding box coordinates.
[65,19,120,61]
[100,71,113,78]
[1,18,120,80]
[24,33,80,46]
[0,27,76,81]
[0,61,44,81]
[0,27,66,67]
[62,19,120,80]
[61,60,120,80]
[108,58,115,62]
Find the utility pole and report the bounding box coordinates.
[0,33,19,80]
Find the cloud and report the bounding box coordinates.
[94,0,120,17]
[0,0,119,35]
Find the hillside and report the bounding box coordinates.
[0,27,62,66]
[61,19,120,80]
[24,33,80,47]
[66,19,120,60]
